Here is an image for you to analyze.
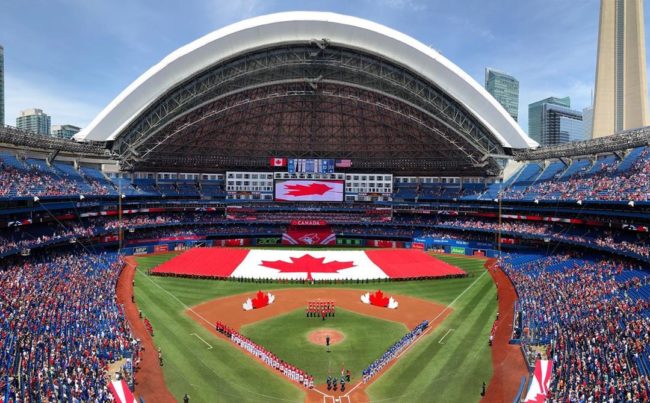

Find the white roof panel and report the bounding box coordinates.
[75,11,537,149]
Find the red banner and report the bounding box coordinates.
[99,234,119,243]
[369,240,404,248]
[290,220,328,226]
[282,228,335,245]
[215,238,252,247]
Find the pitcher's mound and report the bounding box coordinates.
[307,329,345,346]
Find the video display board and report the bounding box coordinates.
[274,179,345,202]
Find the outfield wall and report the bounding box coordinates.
[413,237,501,258]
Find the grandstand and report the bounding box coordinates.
[0,11,648,403]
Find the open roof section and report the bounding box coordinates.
[76,12,537,175]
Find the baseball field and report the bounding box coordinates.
[131,251,497,402]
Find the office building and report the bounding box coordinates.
[541,103,584,146]
[528,97,571,144]
[484,68,519,121]
[582,105,594,140]
[593,0,649,137]
[16,108,51,135]
[51,124,81,139]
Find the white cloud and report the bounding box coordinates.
[201,0,266,27]
[375,0,428,11]
[444,15,494,41]
[5,73,102,129]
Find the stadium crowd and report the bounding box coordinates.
[0,163,83,198]
[501,148,650,202]
[500,253,650,401]
[437,218,650,260]
[0,249,139,402]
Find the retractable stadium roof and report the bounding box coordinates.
[76,12,537,175]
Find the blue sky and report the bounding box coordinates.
[0,0,639,134]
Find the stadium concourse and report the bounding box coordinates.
[0,11,649,403]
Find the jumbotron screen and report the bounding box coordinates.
[274,179,345,202]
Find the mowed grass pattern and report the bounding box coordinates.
[366,255,496,402]
[134,252,495,402]
[134,254,305,403]
[241,308,408,381]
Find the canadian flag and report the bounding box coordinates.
[523,360,553,403]
[270,157,287,167]
[108,379,137,403]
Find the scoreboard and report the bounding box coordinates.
[288,159,335,174]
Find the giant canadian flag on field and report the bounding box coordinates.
[524,360,553,403]
[151,248,467,280]
[274,180,344,202]
[232,250,387,280]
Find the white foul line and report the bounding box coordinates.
[132,264,300,402]
[438,328,455,344]
[190,333,213,349]
[343,270,489,399]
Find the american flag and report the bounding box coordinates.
[335,159,352,168]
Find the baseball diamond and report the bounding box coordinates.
[2,7,649,403]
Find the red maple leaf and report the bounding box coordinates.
[251,290,269,309]
[369,290,390,307]
[283,183,332,197]
[260,254,355,279]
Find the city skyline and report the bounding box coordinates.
[1,0,649,137]
[485,68,519,122]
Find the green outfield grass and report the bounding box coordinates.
[240,308,408,381]
[133,252,495,402]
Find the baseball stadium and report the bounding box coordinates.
[1,11,649,403]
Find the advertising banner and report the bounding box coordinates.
[450,246,466,254]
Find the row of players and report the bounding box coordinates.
[215,321,315,389]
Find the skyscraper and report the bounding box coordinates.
[582,105,594,140]
[0,45,4,127]
[528,97,571,144]
[484,68,519,122]
[16,109,51,135]
[541,104,584,146]
[51,124,81,139]
[592,0,649,137]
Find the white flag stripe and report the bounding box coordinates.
[229,250,388,280]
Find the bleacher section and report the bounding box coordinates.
[500,252,650,400]
[80,166,118,195]
[200,181,226,198]
[498,146,650,203]
[132,179,160,196]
